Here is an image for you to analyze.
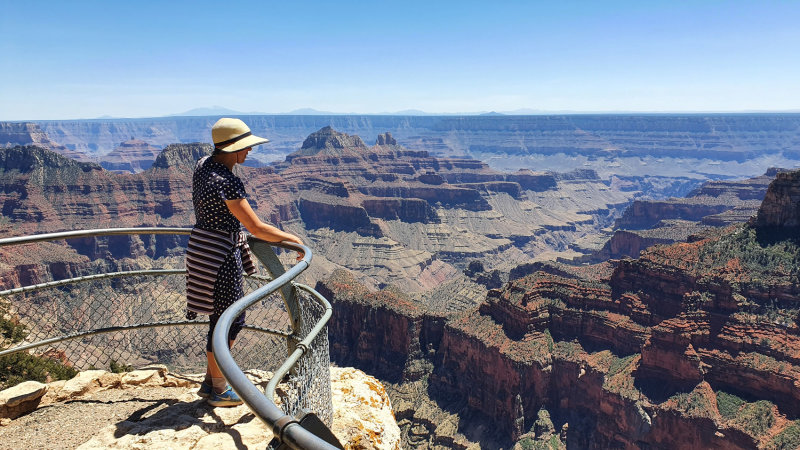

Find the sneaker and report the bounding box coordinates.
[197,381,212,399]
[207,386,243,407]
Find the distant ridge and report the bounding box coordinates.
[169,106,267,117]
[164,107,800,118]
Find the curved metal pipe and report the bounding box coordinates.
[0,269,186,296]
[0,227,192,247]
[212,241,338,449]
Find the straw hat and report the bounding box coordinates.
[211,118,269,153]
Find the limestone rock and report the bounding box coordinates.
[58,370,116,400]
[294,126,368,157]
[0,122,89,160]
[151,143,212,169]
[0,381,47,419]
[330,367,402,450]
[0,365,402,450]
[121,369,161,386]
[100,139,163,173]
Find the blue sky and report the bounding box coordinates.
[1,0,799,119]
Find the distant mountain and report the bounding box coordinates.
[169,106,267,117]
[499,108,549,115]
[376,109,436,116]
[284,108,345,115]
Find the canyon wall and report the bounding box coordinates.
[18,114,800,159]
[1,127,645,294]
[317,169,800,449]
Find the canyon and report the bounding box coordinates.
[318,170,800,448]
[2,121,800,448]
[0,126,681,294]
[3,114,800,179]
[583,169,783,263]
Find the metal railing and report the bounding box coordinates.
[0,228,340,449]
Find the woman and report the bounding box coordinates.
[185,117,304,407]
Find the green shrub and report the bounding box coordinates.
[0,315,26,343]
[716,391,746,419]
[734,400,775,438]
[768,421,800,450]
[543,329,554,353]
[672,390,714,416]
[0,352,78,390]
[0,306,77,389]
[608,354,637,377]
[533,435,563,450]
[518,437,535,450]
[109,360,133,373]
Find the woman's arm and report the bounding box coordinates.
[225,198,305,256]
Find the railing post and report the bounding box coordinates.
[247,237,303,355]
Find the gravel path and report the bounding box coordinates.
[0,386,199,449]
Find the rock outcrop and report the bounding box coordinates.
[0,366,401,450]
[0,122,90,161]
[0,381,47,420]
[581,171,780,262]
[615,172,776,230]
[100,139,163,173]
[754,169,800,228]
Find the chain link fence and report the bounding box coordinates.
[2,272,291,374]
[2,230,334,426]
[274,284,333,425]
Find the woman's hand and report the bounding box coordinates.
[225,198,306,261]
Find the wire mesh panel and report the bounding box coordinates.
[274,285,333,426]
[3,273,292,373]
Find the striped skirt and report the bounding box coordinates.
[185,227,256,315]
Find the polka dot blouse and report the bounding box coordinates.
[192,156,247,232]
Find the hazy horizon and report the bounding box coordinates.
[2,1,799,120]
[8,107,800,123]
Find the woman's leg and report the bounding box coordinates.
[206,340,234,393]
[205,312,246,393]
[205,249,246,402]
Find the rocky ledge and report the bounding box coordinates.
[0,366,400,450]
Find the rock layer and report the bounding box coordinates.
[318,175,800,447]
[100,139,162,173]
[1,128,646,294]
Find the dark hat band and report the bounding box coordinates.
[214,131,251,147]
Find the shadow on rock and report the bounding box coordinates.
[112,397,254,449]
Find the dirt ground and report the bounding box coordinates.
[0,386,203,449]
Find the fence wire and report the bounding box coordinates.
[273,285,333,426]
[3,273,292,374]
